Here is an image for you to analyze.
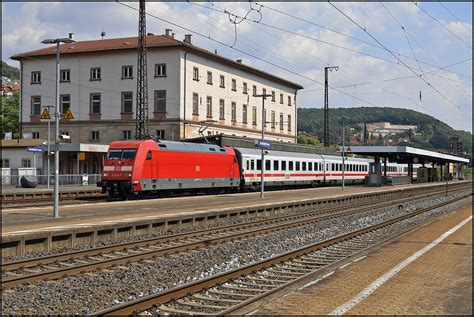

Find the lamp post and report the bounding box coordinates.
[341,120,345,191]
[43,105,54,189]
[254,93,272,198]
[42,36,75,218]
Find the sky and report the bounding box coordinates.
[2,1,472,133]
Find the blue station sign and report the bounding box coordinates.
[255,139,272,149]
[27,147,44,153]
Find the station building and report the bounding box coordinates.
[11,30,303,143]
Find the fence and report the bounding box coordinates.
[3,172,101,187]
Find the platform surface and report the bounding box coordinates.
[1,184,100,195]
[1,181,469,235]
[255,203,472,315]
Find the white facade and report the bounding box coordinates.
[16,34,302,145]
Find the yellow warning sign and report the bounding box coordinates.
[63,107,74,120]
[78,152,86,161]
[40,108,51,120]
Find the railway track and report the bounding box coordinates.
[93,192,471,316]
[1,186,467,290]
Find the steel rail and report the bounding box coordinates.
[92,193,471,316]
[2,185,469,290]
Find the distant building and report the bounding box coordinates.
[359,121,417,138]
[1,83,20,98]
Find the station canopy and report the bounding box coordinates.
[341,146,469,165]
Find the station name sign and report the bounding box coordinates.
[255,139,272,149]
[27,147,44,153]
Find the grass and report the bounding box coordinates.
[465,167,473,180]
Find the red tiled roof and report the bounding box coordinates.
[11,35,181,59]
[11,34,303,89]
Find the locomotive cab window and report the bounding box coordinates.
[107,149,137,160]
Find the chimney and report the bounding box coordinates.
[147,32,155,36]
[236,59,242,63]
[184,34,192,44]
[68,33,74,40]
[172,33,176,39]
[165,28,172,36]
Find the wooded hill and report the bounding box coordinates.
[1,61,20,80]
[297,107,472,155]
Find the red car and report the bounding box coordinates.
[99,140,240,198]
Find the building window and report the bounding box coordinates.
[122,130,132,140]
[271,111,275,128]
[22,159,32,168]
[252,106,257,125]
[32,132,40,139]
[1,159,10,168]
[231,102,236,122]
[231,79,237,91]
[243,82,247,94]
[242,105,248,124]
[219,99,225,120]
[252,85,257,96]
[154,90,166,113]
[122,65,133,79]
[90,67,101,81]
[31,71,41,84]
[31,96,41,115]
[60,69,70,82]
[121,91,133,113]
[280,93,284,104]
[60,94,71,114]
[280,113,284,130]
[262,88,267,99]
[271,91,275,102]
[91,131,100,141]
[90,93,101,114]
[156,129,165,139]
[155,63,167,77]
[193,67,199,81]
[288,95,292,106]
[192,93,199,115]
[220,75,225,88]
[207,71,213,85]
[288,114,292,131]
[206,96,212,117]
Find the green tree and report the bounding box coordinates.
[0,91,20,138]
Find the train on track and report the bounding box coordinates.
[98,139,418,198]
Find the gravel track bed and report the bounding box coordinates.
[2,191,470,315]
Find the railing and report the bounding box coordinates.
[5,174,101,186]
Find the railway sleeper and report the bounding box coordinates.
[275,265,313,273]
[220,284,266,293]
[292,259,325,266]
[234,280,275,289]
[176,299,230,310]
[158,305,214,316]
[246,276,289,284]
[266,268,306,276]
[258,272,296,280]
[193,294,241,304]
[208,289,256,298]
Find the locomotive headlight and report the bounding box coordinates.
[103,173,108,177]
[128,173,132,177]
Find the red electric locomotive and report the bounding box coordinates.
[99,140,241,198]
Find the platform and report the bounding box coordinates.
[253,203,472,315]
[1,181,471,257]
[1,185,102,201]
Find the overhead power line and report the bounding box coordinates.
[329,1,471,119]
[414,1,472,49]
[116,1,381,108]
[438,1,473,34]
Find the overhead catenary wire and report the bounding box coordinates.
[328,1,471,119]
[438,1,473,35]
[116,1,382,108]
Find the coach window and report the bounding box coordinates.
[289,161,293,171]
[273,160,279,171]
[281,161,287,171]
[296,161,300,171]
[331,163,335,171]
[302,161,306,171]
[251,160,255,170]
[265,160,271,171]
[308,162,312,171]
[246,160,250,170]
[257,159,262,171]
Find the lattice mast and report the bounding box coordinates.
[135,0,149,139]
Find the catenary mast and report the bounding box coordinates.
[135,0,150,139]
